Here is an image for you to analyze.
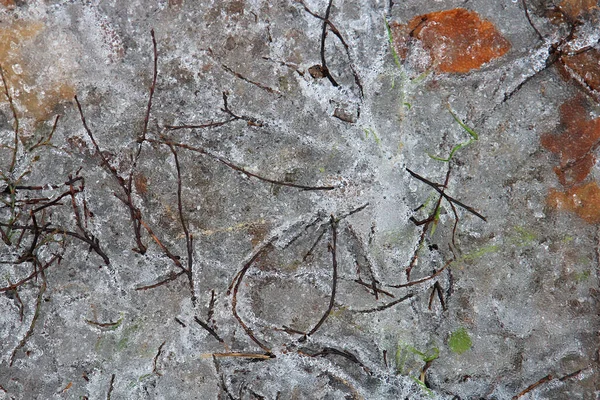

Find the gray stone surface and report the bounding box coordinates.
[0,1,599,399]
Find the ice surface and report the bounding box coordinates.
[0,0,598,399]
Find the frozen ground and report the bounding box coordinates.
[0,0,599,399]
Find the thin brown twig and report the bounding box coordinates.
[9,267,47,366]
[134,270,186,291]
[152,341,166,376]
[167,143,196,303]
[512,374,553,399]
[149,138,335,191]
[406,168,486,221]
[194,316,229,350]
[308,215,338,336]
[106,374,115,400]
[428,281,446,311]
[354,293,414,313]
[74,95,148,254]
[230,240,277,354]
[29,114,60,152]
[0,254,60,293]
[390,259,453,288]
[221,64,281,95]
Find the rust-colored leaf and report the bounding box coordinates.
[0,21,75,125]
[0,0,15,9]
[548,181,600,224]
[134,174,149,195]
[540,96,600,186]
[390,8,511,73]
[560,49,600,97]
[558,0,598,21]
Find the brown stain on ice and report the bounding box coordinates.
[0,20,75,125]
[390,8,511,74]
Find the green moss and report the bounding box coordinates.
[460,244,500,262]
[511,226,537,246]
[574,270,591,282]
[448,327,472,355]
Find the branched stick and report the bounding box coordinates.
[9,267,47,366]
[307,215,338,336]
[406,168,486,221]
[74,95,147,254]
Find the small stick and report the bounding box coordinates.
[390,259,453,288]
[230,240,276,354]
[9,268,47,366]
[194,316,229,350]
[406,168,486,221]
[512,374,553,399]
[106,374,115,400]
[150,138,335,191]
[152,341,166,376]
[354,293,414,313]
[307,216,338,336]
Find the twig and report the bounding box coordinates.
[354,293,414,313]
[74,95,148,254]
[149,138,335,191]
[194,316,229,350]
[307,215,338,336]
[106,374,115,400]
[167,144,196,303]
[221,64,280,96]
[152,341,166,376]
[29,115,60,152]
[209,352,273,360]
[512,374,553,399]
[139,29,158,144]
[229,240,276,354]
[406,168,486,221]
[207,289,216,321]
[428,281,446,311]
[522,0,544,41]
[307,347,371,374]
[354,278,395,298]
[9,268,46,366]
[390,259,453,288]
[134,270,186,291]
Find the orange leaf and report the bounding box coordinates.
[548,181,600,224]
[391,8,511,74]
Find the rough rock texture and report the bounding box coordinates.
[1,1,599,399]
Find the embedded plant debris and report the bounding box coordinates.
[389,8,511,73]
[1,1,598,399]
